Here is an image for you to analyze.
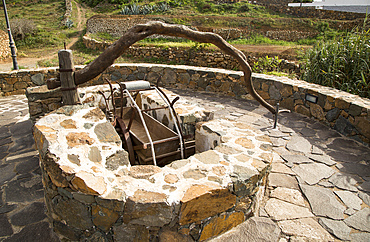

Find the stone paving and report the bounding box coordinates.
[0,91,369,241]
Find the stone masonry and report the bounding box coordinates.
[33,88,273,241]
[20,64,369,145]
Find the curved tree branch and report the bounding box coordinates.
[71,21,275,114]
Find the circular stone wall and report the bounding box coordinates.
[33,90,272,241]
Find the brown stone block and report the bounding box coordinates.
[159,228,194,242]
[43,152,69,188]
[92,205,120,232]
[295,105,311,117]
[179,185,236,225]
[257,90,270,100]
[14,81,28,90]
[199,211,244,241]
[129,165,162,179]
[310,103,325,121]
[340,110,349,118]
[355,116,370,138]
[281,86,293,98]
[335,98,350,109]
[280,98,294,110]
[60,119,77,129]
[323,99,333,111]
[235,137,255,149]
[82,108,105,122]
[66,132,95,147]
[122,189,172,227]
[114,224,149,242]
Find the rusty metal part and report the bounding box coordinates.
[116,116,135,165]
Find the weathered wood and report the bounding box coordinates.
[50,22,275,114]
[58,49,80,105]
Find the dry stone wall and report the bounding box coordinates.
[23,63,370,145]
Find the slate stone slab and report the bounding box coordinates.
[278,218,333,241]
[271,163,295,175]
[358,192,370,206]
[0,214,13,237]
[10,119,33,138]
[15,155,40,174]
[3,221,59,242]
[280,154,312,167]
[334,190,362,211]
[10,202,47,226]
[268,173,299,190]
[286,135,312,154]
[300,184,345,220]
[270,187,306,207]
[292,163,335,185]
[307,154,336,166]
[264,198,313,221]
[336,163,370,178]
[4,176,44,203]
[318,218,351,241]
[350,232,370,242]
[344,207,370,232]
[328,173,361,192]
[0,203,17,214]
[359,181,370,192]
[8,134,35,153]
[210,217,281,242]
[0,163,16,186]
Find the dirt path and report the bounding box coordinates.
[0,0,86,72]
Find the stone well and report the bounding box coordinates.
[33,84,273,241]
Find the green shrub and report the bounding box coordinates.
[301,19,370,98]
[252,56,282,73]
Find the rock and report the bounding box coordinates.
[235,137,255,149]
[306,154,336,166]
[60,119,77,129]
[0,214,13,237]
[359,181,370,192]
[310,103,325,120]
[0,163,16,186]
[4,176,44,203]
[66,132,94,147]
[10,202,47,226]
[53,196,93,230]
[105,150,129,171]
[268,173,299,190]
[326,108,340,122]
[350,232,370,242]
[183,169,207,180]
[88,146,102,163]
[271,163,295,175]
[336,162,370,179]
[199,212,244,241]
[71,171,107,195]
[179,185,236,225]
[128,165,162,179]
[113,224,149,242]
[94,122,121,144]
[91,205,120,232]
[194,150,220,164]
[300,184,345,220]
[210,217,281,242]
[280,154,312,165]
[328,173,360,192]
[358,192,370,206]
[344,207,370,232]
[82,108,105,122]
[3,221,59,242]
[31,73,44,86]
[286,135,311,154]
[270,187,306,207]
[164,174,179,184]
[278,218,333,241]
[318,218,351,241]
[264,198,313,221]
[334,190,362,210]
[292,163,335,185]
[123,189,172,227]
[158,228,193,242]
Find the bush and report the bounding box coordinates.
[10,19,36,40]
[301,19,370,98]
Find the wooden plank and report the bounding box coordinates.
[58,49,80,105]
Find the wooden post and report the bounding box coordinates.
[58,49,80,105]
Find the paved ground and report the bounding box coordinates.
[0,91,369,241]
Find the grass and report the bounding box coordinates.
[301,19,370,98]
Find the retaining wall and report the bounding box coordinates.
[22,63,370,145]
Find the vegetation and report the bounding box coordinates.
[302,19,370,98]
